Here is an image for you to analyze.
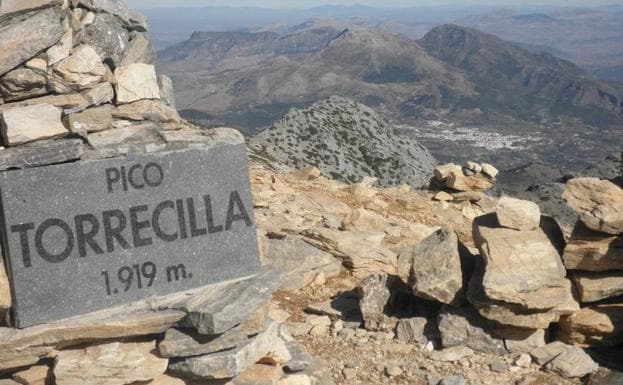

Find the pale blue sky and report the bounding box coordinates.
[126,0,623,8]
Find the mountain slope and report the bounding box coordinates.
[249,96,436,187]
[419,24,622,124]
[159,27,475,132]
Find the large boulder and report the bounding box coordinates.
[396,227,464,305]
[562,177,623,235]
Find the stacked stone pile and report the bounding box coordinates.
[350,192,603,380]
[0,269,325,384]
[0,1,328,384]
[558,178,623,348]
[433,161,498,193]
[0,0,183,167]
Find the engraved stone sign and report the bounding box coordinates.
[0,143,261,327]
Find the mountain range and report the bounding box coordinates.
[158,22,622,170]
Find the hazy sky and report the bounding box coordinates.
[125,0,623,9]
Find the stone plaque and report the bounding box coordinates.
[0,143,261,327]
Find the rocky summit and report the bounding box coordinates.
[250,96,436,188]
[0,1,622,385]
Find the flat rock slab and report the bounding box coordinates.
[558,304,623,348]
[563,223,623,272]
[573,271,623,303]
[0,139,84,171]
[0,143,260,327]
[168,269,281,335]
[159,326,249,358]
[0,7,65,76]
[473,214,570,310]
[168,322,290,380]
[54,340,168,385]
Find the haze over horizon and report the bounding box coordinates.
[126,0,623,9]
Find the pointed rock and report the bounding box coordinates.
[12,365,49,385]
[357,273,396,332]
[80,13,129,68]
[396,227,464,305]
[121,33,156,66]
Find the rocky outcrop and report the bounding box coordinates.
[250,97,436,188]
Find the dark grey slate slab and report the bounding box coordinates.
[0,139,84,171]
[0,143,261,327]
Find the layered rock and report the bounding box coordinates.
[562,178,623,235]
[54,341,168,385]
[558,304,623,348]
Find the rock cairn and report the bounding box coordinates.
[559,177,623,349]
[0,1,322,384]
[433,161,498,193]
[351,170,607,380]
